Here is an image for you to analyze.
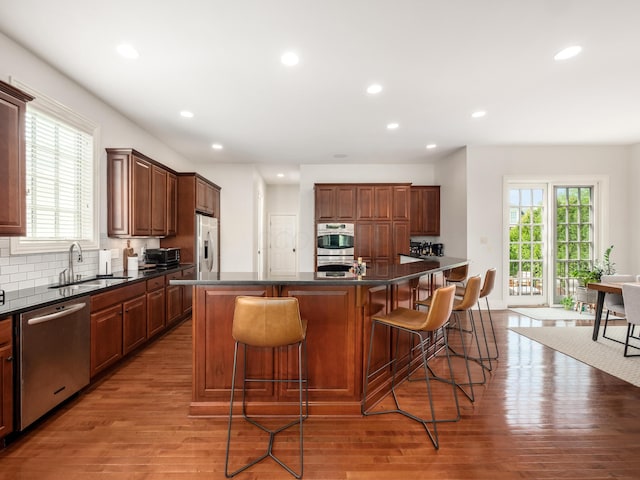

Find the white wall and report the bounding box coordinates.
[0,32,196,291]
[630,144,640,274]
[466,145,632,309]
[197,163,257,272]
[434,148,467,258]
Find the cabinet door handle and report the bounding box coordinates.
[6,356,13,362]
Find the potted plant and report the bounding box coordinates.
[570,245,615,304]
[561,295,574,310]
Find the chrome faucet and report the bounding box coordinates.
[67,241,83,284]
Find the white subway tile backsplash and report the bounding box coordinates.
[11,272,27,282]
[19,263,35,273]
[3,265,19,275]
[19,279,35,290]
[0,238,10,248]
[9,255,27,265]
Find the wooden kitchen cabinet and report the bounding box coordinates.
[392,185,411,221]
[314,184,357,222]
[146,276,166,339]
[90,281,146,377]
[122,295,147,355]
[196,176,219,216]
[0,81,33,236]
[355,222,392,265]
[106,148,178,237]
[151,165,168,236]
[131,155,152,236]
[90,304,123,377]
[166,172,177,237]
[0,316,14,440]
[161,173,221,263]
[166,271,183,326]
[357,185,392,221]
[181,267,196,314]
[410,186,440,236]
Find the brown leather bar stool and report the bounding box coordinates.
[417,275,485,400]
[225,296,308,479]
[362,285,458,450]
[455,268,498,362]
[444,264,469,285]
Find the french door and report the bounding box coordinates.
[505,181,598,306]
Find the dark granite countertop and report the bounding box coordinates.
[170,256,468,287]
[0,264,193,317]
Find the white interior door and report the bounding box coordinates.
[269,214,297,275]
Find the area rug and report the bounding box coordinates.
[509,307,621,321]
[509,325,640,387]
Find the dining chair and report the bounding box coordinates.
[601,274,635,342]
[620,283,640,357]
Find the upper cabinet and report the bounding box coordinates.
[195,176,219,217]
[357,185,392,221]
[314,184,356,222]
[410,186,440,236]
[0,81,33,236]
[106,148,177,237]
[160,173,220,263]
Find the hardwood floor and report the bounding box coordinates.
[1,310,639,479]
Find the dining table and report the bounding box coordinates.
[587,281,629,341]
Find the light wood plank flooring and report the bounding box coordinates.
[1,311,639,479]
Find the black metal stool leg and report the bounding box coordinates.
[225,340,306,479]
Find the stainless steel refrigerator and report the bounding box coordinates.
[196,214,218,273]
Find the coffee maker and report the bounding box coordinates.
[432,243,444,256]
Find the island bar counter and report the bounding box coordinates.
[172,257,468,417]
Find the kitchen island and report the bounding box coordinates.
[172,256,468,417]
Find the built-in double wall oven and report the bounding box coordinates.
[316,223,355,272]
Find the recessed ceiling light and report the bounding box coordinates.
[211,143,223,150]
[281,51,299,66]
[471,111,486,118]
[333,153,348,159]
[387,122,399,130]
[277,173,285,178]
[366,84,383,95]
[426,144,437,149]
[180,110,194,118]
[116,43,139,60]
[554,45,582,61]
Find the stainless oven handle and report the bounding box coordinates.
[26,302,87,325]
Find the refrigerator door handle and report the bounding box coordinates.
[206,230,214,271]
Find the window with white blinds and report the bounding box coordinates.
[10,80,99,254]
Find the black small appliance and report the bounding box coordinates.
[432,243,444,256]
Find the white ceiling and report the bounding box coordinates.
[1,0,639,184]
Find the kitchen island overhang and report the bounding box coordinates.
[172,256,468,417]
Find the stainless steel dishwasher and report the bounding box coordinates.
[18,295,90,430]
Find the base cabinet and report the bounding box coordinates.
[90,281,146,377]
[90,304,123,377]
[0,317,14,440]
[122,295,147,355]
[147,279,166,339]
[165,270,184,326]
